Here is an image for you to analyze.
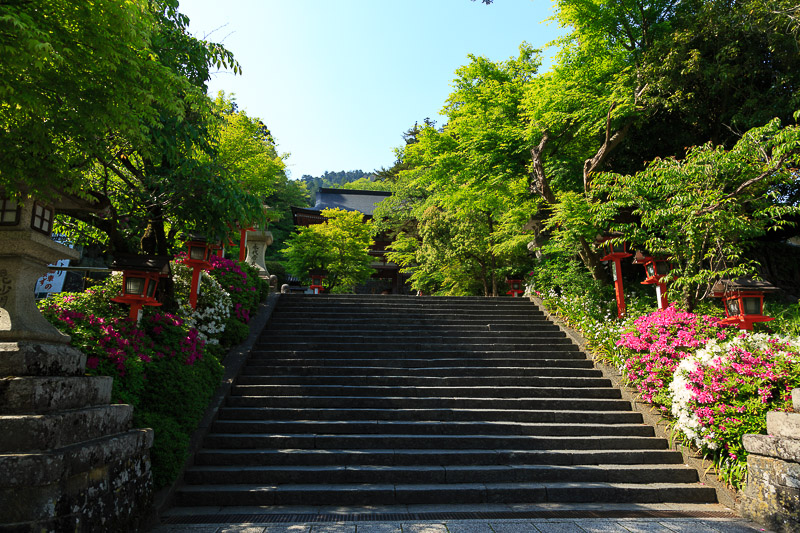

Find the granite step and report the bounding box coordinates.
[234,375,610,387]
[224,395,635,411]
[183,463,699,485]
[210,420,655,437]
[174,481,716,507]
[215,407,644,424]
[193,448,686,467]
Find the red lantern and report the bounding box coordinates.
[599,237,632,318]
[634,251,670,310]
[712,279,776,330]
[309,273,326,294]
[110,255,171,322]
[505,279,524,298]
[183,235,213,309]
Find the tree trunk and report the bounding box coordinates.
[578,236,610,284]
[529,133,556,203]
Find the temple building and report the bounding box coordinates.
[290,188,407,294]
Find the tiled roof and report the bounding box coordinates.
[312,188,391,216]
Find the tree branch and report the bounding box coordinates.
[695,153,794,215]
[583,102,633,192]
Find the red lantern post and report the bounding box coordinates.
[238,226,255,262]
[505,279,524,298]
[600,239,632,319]
[309,273,326,294]
[712,279,777,330]
[634,252,670,310]
[183,236,213,310]
[110,255,171,322]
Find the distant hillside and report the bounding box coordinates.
[298,170,376,201]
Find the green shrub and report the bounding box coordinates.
[133,411,189,489]
[219,316,250,348]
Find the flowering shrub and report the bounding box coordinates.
[207,255,260,324]
[670,333,800,488]
[37,272,222,489]
[172,260,232,346]
[617,307,730,410]
[39,274,150,405]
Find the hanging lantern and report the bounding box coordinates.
[110,255,171,322]
[712,279,777,330]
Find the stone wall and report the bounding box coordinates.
[740,389,800,533]
[0,342,154,532]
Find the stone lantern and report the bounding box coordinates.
[0,194,153,531]
[245,208,274,277]
[0,197,78,343]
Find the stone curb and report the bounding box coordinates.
[148,292,281,526]
[529,295,742,512]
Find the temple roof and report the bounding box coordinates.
[310,188,391,216]
[291,188,391,226]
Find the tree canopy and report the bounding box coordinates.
[1,1,296,262]
[373,0,800,302]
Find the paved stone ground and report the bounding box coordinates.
[151,503,771,533]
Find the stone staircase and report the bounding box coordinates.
[174,294,716,507]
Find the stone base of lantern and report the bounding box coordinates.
[0,341,154,532]
[740,389,800,533]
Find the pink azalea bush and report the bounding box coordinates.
[207,255,262,324]
[38,272,222,488]
[670,332,800,487]
[616,306,730,410]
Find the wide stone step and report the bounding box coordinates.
[210,420,655,437]
[184,463,698,486]
[0,376,113,415]
[235,375,611,388]
[265,322,560,332]
[249,350,585,362]
[230,385,622,399]
[216,407,644,424]
[240,365,601,377]
[0,404,132,452]
[175,481,716,506]
[193,448,686,467]
[275,299,541,308]
[264,331,565,341]
[269,313,547,322]
[256,341,574,352]
[225,395,634,411]
[203,433,668,451]
[244,357,593,368]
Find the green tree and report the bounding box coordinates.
[376,47,538,296]
[594,117,800,310]
[282,208,375,293]
[0,0,194,198]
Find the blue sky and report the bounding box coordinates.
[180,0,564,179]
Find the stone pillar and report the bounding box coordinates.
[245,229,273,277]
[741,388,800,533]
[0,199,153,531]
